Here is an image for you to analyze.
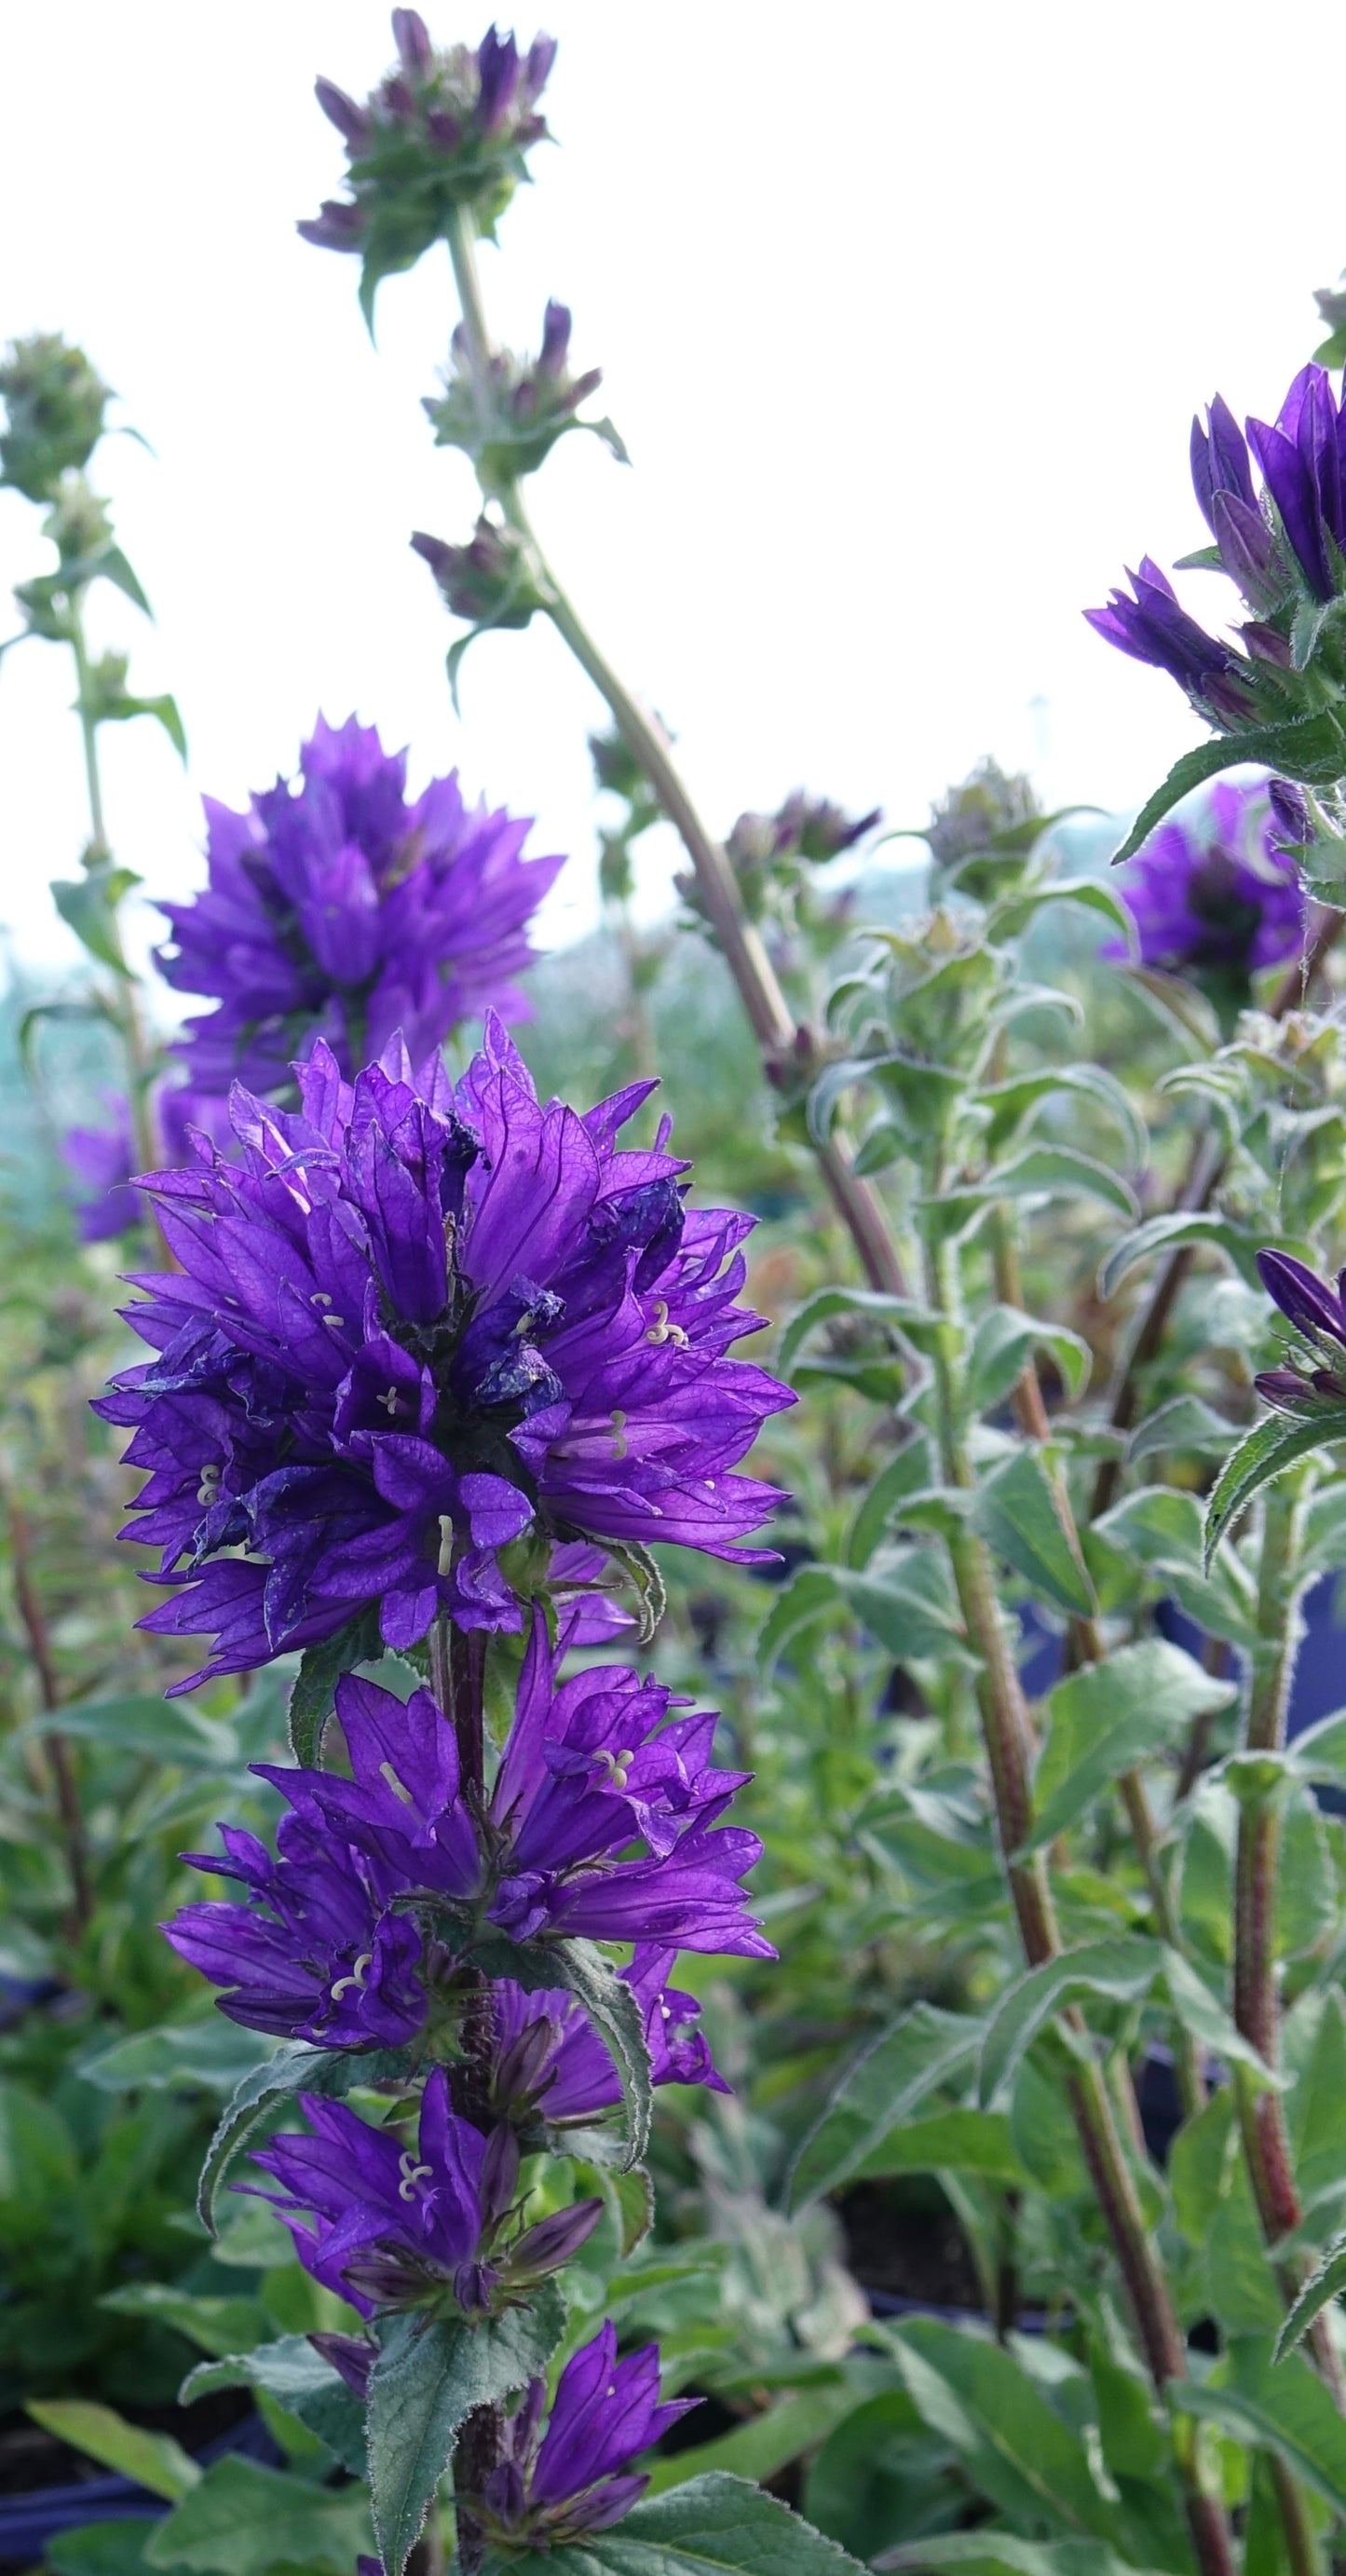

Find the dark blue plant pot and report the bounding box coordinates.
[0,2410,280,2567]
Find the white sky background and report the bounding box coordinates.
[2,0,1346,1002]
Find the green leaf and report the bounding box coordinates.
[967,1306,1092,1413]
[1274,2229,1346,2365]
[183,2336,367,2475]
[756,1566,844,1669]
[829,1554,970,1661]
[100,544,153,616]
[850,2106,1026,2184]
[879,2318,1122,2542]
[100,2285,267,2358]
[1203,1411,1346,1568]
[537,1937,659,2163]
[369,2289,565,2576]
[604,1538,667,1644]
[843,1438,936,1569]
[877,2543,1161,2576]
[197,2041,382,2233]
[51,871,130,975]
[1097,1209,1265,1301]
[778,1288,952,1380]
[78,2018,273,2097]
[1281,1705,1346,1783]
[1022,1641,1237,1854]
[1173,2341,1346,2515]
[981,1143,1138,1222]
[1127,1395,1237,1465]
[497,2474,868,2574]
[1108,714,1346,868]
[25,2401,200,2501]
[978,1938,1163,2104]
[646,2384,878,2496]
[972,1452,1095,1617]
[46,2522,159,2576]
[975,1063,1147,1169]
[989,875,1137,947]
[30,1696,238,1767]
[100,688,187,758]
[143,2455,372,2575]
[287,1611,381,1765]
[787,2004,981,2209]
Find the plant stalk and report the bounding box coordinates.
[442,205,907,1298]
[4,1485,92,1929]
[1233,1480,1346,2412]
[923,1234,1235,2572]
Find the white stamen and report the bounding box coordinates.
[610,1410,629,1460]
[376,1384,401,1415]
[398,2150,432,2202]
[330,1951,374,2000]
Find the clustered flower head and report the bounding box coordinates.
[61,1088,234,1244]
[167,1633,768,2051]
[157,716,561,1101]
[1086,363,1346,780]
[0,332,111,503]
[300,12,556,312]
[1108,774,1304,994]
[1254,1249,1346,1417]
[97,1016,791,1685]
[472,2322,696,2547]
[425,298,622,491]
[249,2064,603,2318]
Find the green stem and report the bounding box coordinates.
[440,204,907,1300]
[922,1227,1234,2572]
[66,588,165,1196]
[1233,1480,1346,2417]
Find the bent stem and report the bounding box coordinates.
[3,1483,92,1930]
[923,1231,1234,2572]
[441,205,907,1299]
[1233,1479,1346,2416]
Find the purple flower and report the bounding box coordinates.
[1084,558,1255,722]
[262,1645,769,1958]
[157,716,561,1098]
[166,1645,749,2051]
[96,1018,791,1687]
[1108,775,1304,987]
[474,2323,695,2547]
[248,2065,601,2318]
[424,300,619,490]
[299,18,556,303]
[1244,366,1346,605]
[484,1957,727,2125]
[61,1088,238,1242]
[1255,1249,1346,1416]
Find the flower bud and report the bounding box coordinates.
[423,301,619,489]
[0,334,112,503]
[299,16,558,316]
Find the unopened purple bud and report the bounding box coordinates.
[1211,490,1275,606]
[1256,1247,1346,1350]
[481,2121,521,2224]
[508,2198,604,2281]
[296,199,366,252]
[392,7,433,74]
[1269,777,1312,849]
[523,33,557,100]
[315,78,372,148]
[454,2258,501,2311]
[309,2331,376,2398]
[476,26,520,133]
[538,300,571,380]
[427,107,463,147]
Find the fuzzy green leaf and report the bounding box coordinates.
[1097,1208,1265,1301]
[143,2455,371,2574]
[1108,715,1346,869]
[498,2474,868,2574]
[182,2336,366,2475]
[1022,1641,1237,1854]
[287,1610,382,1764]
[1203,1411,1346,1571]
[972,1452,1095,1617]
[369,2291,565,2576]
[787,2004,981,2209]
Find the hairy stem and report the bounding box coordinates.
[1232,1482,1346,2414]
[451,2399,501,2576]
[441,205,907,1298]
[923,1235,1235,2571]
[4,1485,92,1930]
[68,589,166,1193]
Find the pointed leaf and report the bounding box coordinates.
[979,1939,1165,2104]
[967,1305,1092,1412]
[878,2543,1162,2576]
[25,2403,200,2501]
[778,1288,952,1380]
[500,2474,868,2574]
[182,2336,366,2475]
[843,1438,937,1569]
[973,1452,1095,1616]
[1203,1411,1346,1571]
[1108,714,1346,869]
[368,2290,565,2576]
[975,1063,1147,1169]
[1097,1209,1265,1301]
[1022,1641,1237,1854]
[1173,2347,1346,2515]
[1274,2230,1346,2365]
[787,2004,981,2209]
[143,2455,371,2574]
[1128,1395,1236,1465]
[288,1609,381,1764]
[196,2039,402,2233]
[983,1144,1138,1221]
[879,2318,1123,2542]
